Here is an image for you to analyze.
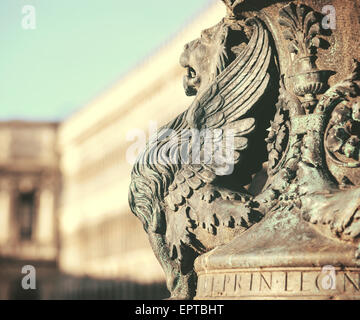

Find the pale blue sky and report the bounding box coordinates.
[0,0,213,121]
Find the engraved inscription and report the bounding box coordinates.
[197,269,360,299]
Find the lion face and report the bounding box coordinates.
[180,19,247,97]
[180,23,226,96]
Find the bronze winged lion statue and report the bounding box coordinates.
[129,14,279,299]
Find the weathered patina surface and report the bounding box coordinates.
[129,0,360,299]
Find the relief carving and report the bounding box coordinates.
[129,0,360,299]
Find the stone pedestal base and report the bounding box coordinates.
[194,206,360,300]
[196,267,360,300]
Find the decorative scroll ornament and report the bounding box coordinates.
[324,60,360,168]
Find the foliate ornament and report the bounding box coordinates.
[323,60,360,168]
[266,93,290,175]
[325,98,360,166]
[275,3,360,248]
[279,3,333,113]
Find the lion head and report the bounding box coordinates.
[180,18,248,96]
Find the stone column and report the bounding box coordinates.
[0,179,13,245]
[36,188,56,244]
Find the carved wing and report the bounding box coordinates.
[188,18,272,130]
[166,17,273,211]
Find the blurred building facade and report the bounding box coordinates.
[0,122,60,299]
[0,1,225,299]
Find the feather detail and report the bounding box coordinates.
[187,176,203,190]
